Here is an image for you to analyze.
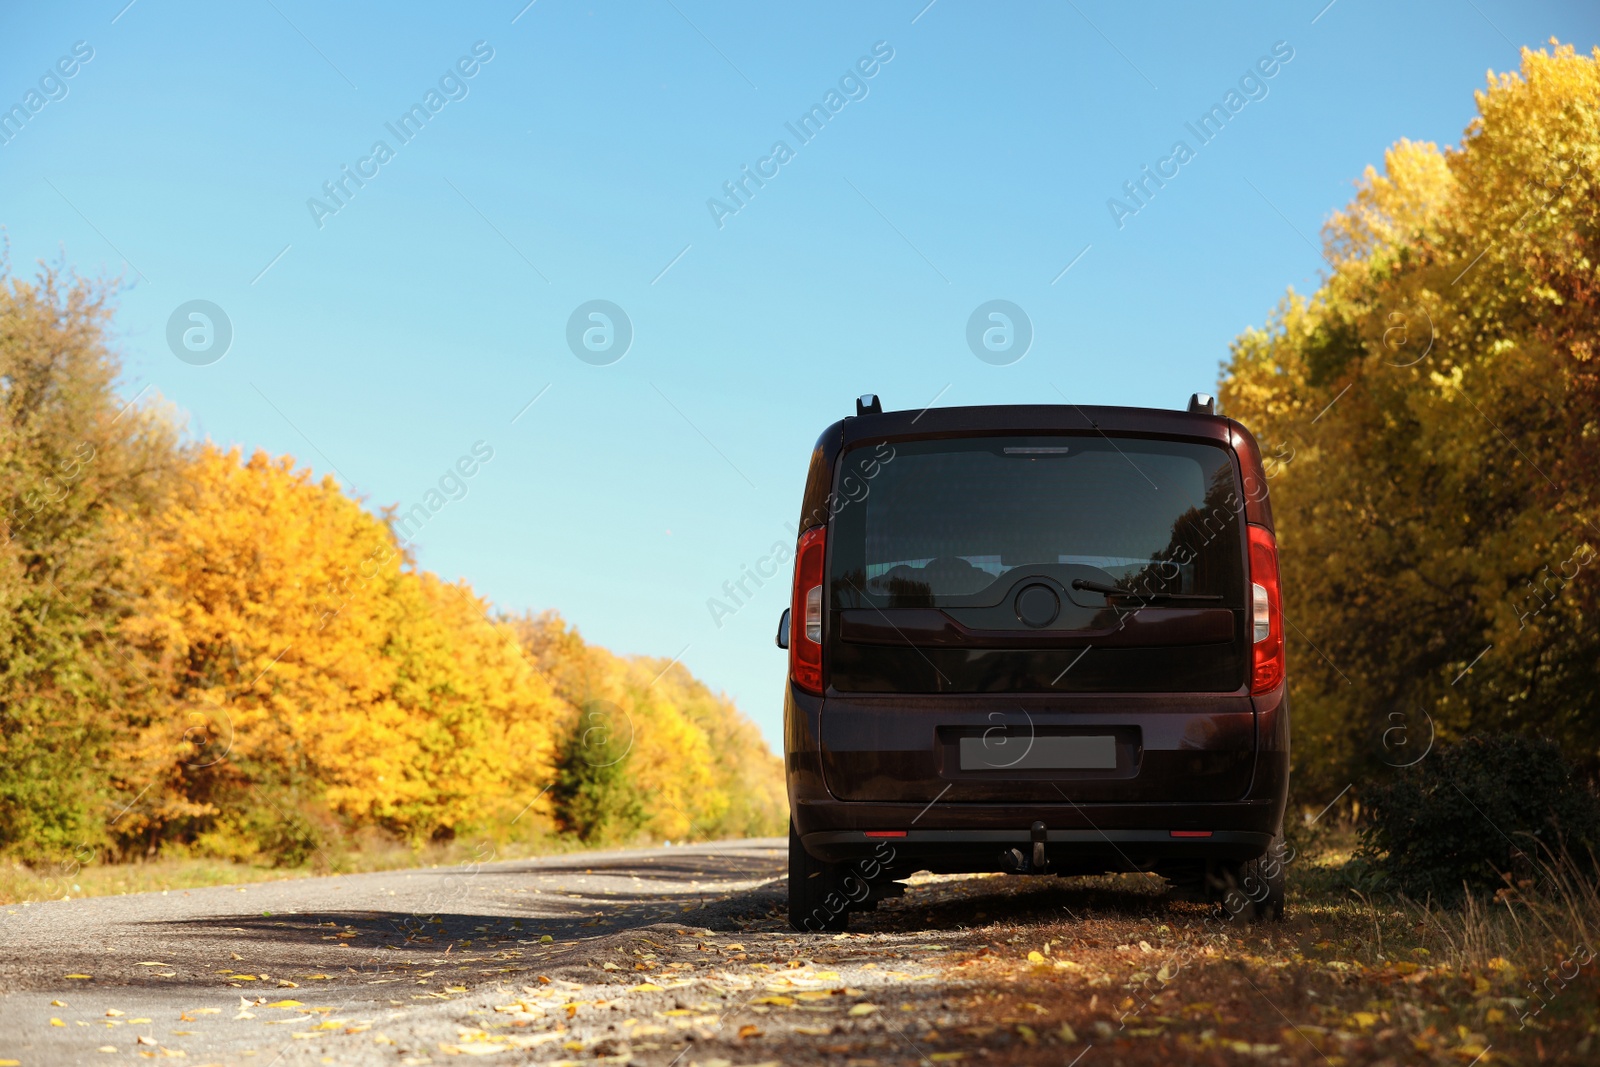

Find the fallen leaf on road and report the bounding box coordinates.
[848,1004,879,1017]
[65,974,93,979]
[106,1009,125,1017]
[98,1047,117,1053]
[265,1000,303,1009]
[753,996,793,1007]
[439,1041,506,1055]
[51,1000,68,1007]
[136,1035,157,1046]
[1224,1041,1281,1057]
[51,1017,66,1026]
[630,983,663,992]
[136,962,169,967]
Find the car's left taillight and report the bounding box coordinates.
[1248,522,1285,693]
[789,525,826,694]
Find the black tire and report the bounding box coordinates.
[1210,830,1288,923]
[788,820,849,932]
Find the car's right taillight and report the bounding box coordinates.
[789,525,827,694]
[1248,523,1285,693]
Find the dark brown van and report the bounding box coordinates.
[776,395,1290,930]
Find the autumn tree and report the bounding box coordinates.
[519,612,786,844]
[0,258,784,867]
[0,263,177,860]
[118,445,571,860]
[1219,43,1600,796]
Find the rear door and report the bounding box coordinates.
[820,432,1255,803]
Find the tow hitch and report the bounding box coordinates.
[1001,820,1051,874]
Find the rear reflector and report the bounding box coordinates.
[864,831,907,838]
[1170,830,1213,838]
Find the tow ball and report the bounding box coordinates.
[1001,821,1050,874]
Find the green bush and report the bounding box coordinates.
[1358,735,1600,901]
[550,701,647,845]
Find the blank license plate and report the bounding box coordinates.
[959,735,1116,771]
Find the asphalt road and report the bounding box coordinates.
[0,838,987,1067]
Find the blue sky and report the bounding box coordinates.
[3,1,1595,751]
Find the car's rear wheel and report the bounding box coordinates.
[1210,829,1287,922]
[788,820,849,932]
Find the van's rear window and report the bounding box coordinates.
[835,436,1243,603]
[827,435,1249,693]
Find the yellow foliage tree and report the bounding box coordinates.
[117,445,567,858]
[517,612,786,844]
[2,264,785,865]
[1219,43,1600,795]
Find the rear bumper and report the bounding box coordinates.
[784,681,1291,876]
[802,825,1273,869]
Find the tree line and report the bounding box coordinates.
[0,263,785,866]
[1219,43,1600,799]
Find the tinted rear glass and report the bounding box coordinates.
[827,434,1248,693]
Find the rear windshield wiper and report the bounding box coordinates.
[1071,578,1223,603]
